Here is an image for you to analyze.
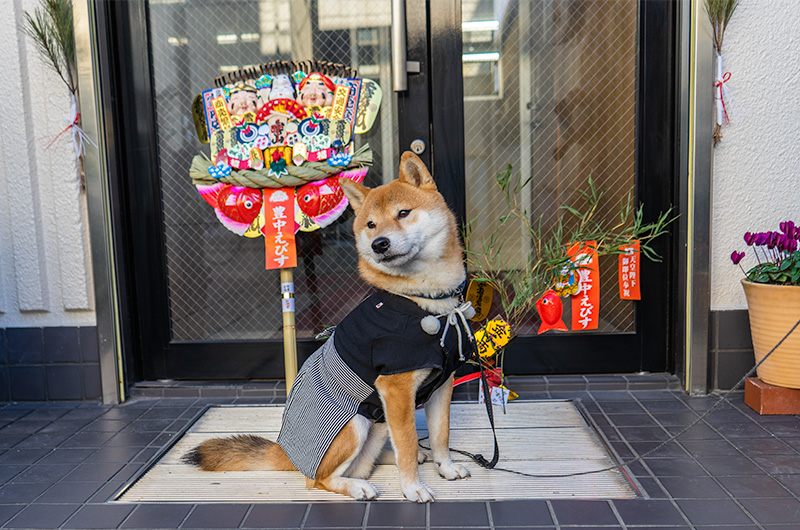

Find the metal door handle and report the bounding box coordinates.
[391,0,407,91]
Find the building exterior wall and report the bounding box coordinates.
[707,1,800,389]
[710,0,800,310]
[0,0,98,400]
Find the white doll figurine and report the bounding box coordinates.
[270,74,295,100]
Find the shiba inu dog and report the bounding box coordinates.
[185,152,473,502]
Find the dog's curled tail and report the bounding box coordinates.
[183,434,296,472]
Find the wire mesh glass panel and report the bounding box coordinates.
[463,0,638,335]
[148,0,397,341]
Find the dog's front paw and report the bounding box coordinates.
[435,460,471,480]
[402,481,435,503]
[347,479,379,500]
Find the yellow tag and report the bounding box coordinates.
[465,279,493,321]
[328,119,352,145]
[243,205,265,238]
[211,96,232,130]
[474,318,512,358]
[296,206,321,232]
[231,112,256,126]
[330,85,350,120]
[502,386,519,401]
[191,94,209,143]
[354,78,382,134]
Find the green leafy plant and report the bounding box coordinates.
[732,222,800,285]
[464,167,674,330]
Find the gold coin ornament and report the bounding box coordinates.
[465,279,494,322]
[474,318,513,359]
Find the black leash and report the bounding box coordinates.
[471,358,499,469]
[421,316,800,479]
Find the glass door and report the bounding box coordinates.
[461,0,676,374]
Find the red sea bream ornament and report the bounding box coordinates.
[295,167,368,231]
[535,290,568,334]
[196,183,263,236]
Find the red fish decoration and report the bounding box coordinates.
[296,178,344,218]
[535,290,568,334]
[196,183,263,235]
[295,167,368,230]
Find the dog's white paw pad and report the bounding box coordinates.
[402,481,435,503]
[348,479,379,500]
[436,461,471,480]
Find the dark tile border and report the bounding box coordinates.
[0,326,101,402]
[710,309,755,391]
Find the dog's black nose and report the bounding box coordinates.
[371,237,390,254]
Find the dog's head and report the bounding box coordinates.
[339,152,461,281]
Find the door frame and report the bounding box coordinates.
[95,0,679,384]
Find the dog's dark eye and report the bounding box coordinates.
[367,221,376,229]
[398,209,411,219]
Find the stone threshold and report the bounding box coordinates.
[129,373,682,399]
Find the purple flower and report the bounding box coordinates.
[778,234,789,252]
[789,239,799,253]
[780,222,788,234]
[744,232,756,245]
[731,251,745,264]
[767,232,778,249]
[755,232,768,245]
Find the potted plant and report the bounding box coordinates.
[462,168,673,399]
[732,221,800,388]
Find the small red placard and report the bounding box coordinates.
[619,240,641,300]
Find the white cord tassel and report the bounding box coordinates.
[438,302,476,361]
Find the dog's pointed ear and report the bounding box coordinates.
[398,151,436,191]
[339,177,370,213]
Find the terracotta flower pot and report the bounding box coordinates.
[742,280,800,389]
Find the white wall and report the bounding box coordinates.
[0,0,94,328]
[711,0,800,310]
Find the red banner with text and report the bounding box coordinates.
[262,187,297,270]
[568,241,599,331]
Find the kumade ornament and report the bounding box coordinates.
[190,61,381,268]
[187,60,382,269]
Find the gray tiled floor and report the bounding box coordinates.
[0,376,799,529]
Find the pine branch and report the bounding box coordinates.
[22,0,76,94]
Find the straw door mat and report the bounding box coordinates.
[115,401,637,502]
